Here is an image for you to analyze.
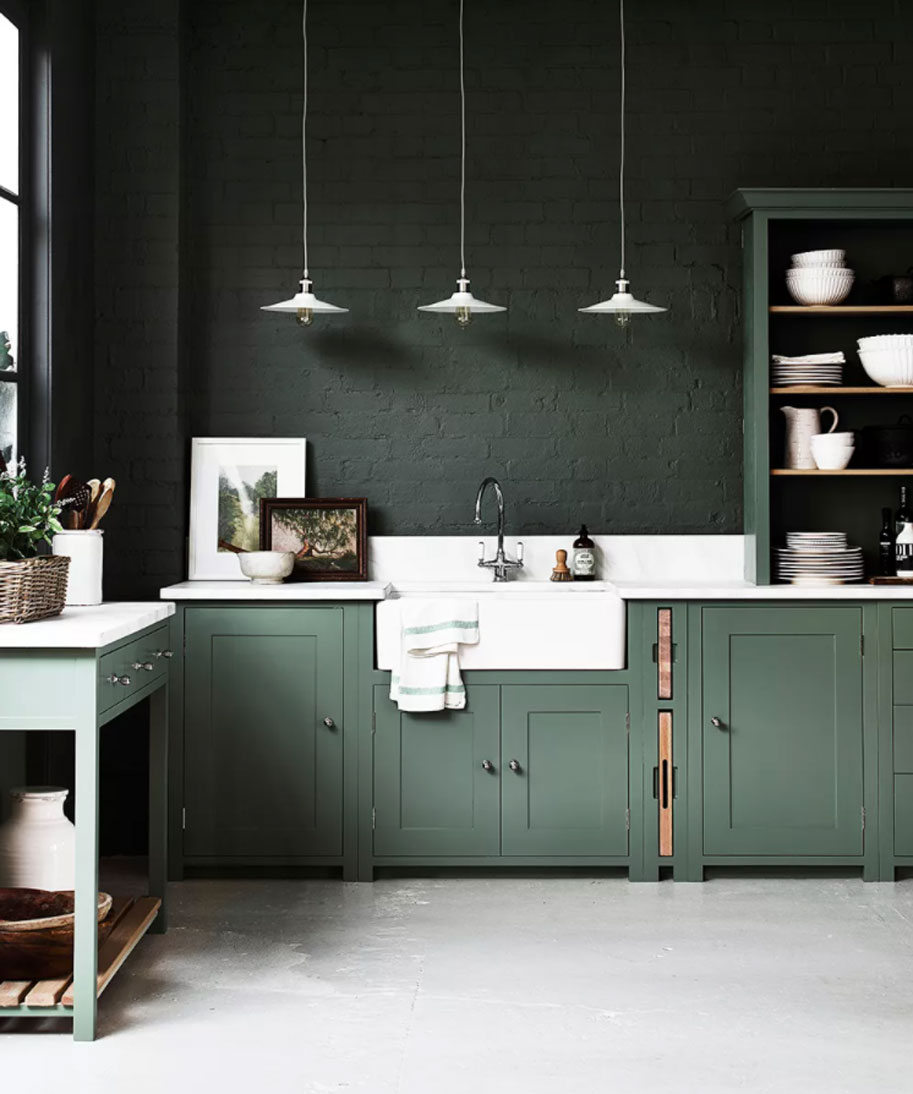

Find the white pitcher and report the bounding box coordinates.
[781,405,839,469]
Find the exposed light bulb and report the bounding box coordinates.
[296,308,314,327]
[456,306,472,328]
[615,310,630,328]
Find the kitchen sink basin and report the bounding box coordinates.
[376,581,626,670]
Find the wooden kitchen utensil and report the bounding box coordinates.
[550,549,572,582]
[88,479,115,529]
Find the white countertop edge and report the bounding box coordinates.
[0,602,176,649]
[160,580,391,601]
[612,581,913,599]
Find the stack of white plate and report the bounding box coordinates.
[775,533,864,584]
[771,353,845,386]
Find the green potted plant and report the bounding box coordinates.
[0,460,70,624]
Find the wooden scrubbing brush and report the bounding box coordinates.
[550,549,573,582]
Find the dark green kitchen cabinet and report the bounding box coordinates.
[700,606,864,857]
[183,607,345,858]
[500,686,629,856]
[370,682,630,863]
[372,684,501,856]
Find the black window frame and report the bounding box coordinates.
[0,0,28,473]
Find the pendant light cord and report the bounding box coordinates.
[302,0,309,280]
[459,0,467,279]
[618,0,625,281]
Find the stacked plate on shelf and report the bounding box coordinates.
[771,352,845,387]
[774,532,865,584]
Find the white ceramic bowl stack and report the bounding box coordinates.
[810,430,855,470]
[858,334,913,388]
[786,249,854,306]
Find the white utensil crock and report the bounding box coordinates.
[781,405,839,469]
[52,529,103,606]
[0,787,76,889]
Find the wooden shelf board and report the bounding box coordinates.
[772,468,913,476]
[0,896,160,1013]
[770,386,913,394]
[770,305,913,314]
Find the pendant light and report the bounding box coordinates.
[262,0,347,326]
[579,0,666,327]
[418,0,505,327]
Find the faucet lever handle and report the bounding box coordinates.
[516,541,524,563]
[478,540,486,562]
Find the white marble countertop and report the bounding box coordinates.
[161,580,391,601]
[612,581,913,600]
[0,602,175,649]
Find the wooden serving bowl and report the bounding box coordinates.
[0,888,114,980]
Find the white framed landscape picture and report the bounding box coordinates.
[188,438,306,579]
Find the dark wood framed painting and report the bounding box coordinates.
[259,497,368,581]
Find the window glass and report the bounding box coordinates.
[0,198,16,367]
[0,15,17,196]
[0,377,15,467]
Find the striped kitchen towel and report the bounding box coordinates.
[390,599,480,712]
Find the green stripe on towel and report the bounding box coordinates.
[390,676,466,695]
[402,620,480,636]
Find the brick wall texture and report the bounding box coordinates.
[92,0,913,596]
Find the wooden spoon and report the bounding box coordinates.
[88,479,115,529]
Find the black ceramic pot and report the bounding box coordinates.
[862,415,913,468]
[874,271,913,304]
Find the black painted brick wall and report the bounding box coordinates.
[93,0,913,595]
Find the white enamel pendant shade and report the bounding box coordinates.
[579,277,667,315]
[418,278,506,316]
[261,278,348,315]
[261,278,348,324]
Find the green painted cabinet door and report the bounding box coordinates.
[373,685,500,856]
[184,607,344,858]
[702,606,864,856]
[500,685,629,856]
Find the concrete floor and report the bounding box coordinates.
[2,873,913,1092]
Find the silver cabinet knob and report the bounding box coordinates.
[132,661,155,672]
[508,759,521,773]
[107,674,131,687]
[711,716,726,729]
[155,649,174,659]
[481,759,494,772]
[323,716,336,729]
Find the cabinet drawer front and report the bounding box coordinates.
[894,608,913,649]
[894,651,913,705]
[895,775,913,856]
[895,708,913,773]
[98,625,171,713]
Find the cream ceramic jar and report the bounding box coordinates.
[0,787,76,889]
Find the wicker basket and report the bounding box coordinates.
[0,556,71,624]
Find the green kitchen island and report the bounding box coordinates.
[0,602,174,1041]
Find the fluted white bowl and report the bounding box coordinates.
[812,446,855,471]
[786,266,854,306]
[858,334,913,349]
[858,347,913,387]
[238,550,296,584]
[791,249,846,268]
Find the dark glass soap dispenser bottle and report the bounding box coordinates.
[572,524,596,581]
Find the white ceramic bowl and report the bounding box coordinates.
[858,334,913,349]
[238,550,295,584]
[785,267,854,306]
[858,347,913,387]
[812,446,855,471]
[790,249,846,268]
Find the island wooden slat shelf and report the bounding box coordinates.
[0,897,160,1014]
[770,386,913,394]
[769,305,913,314]
[771,469,913,476]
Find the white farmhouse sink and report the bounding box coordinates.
[376,581,626,671]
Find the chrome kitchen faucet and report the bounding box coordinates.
[474,476,523,582]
